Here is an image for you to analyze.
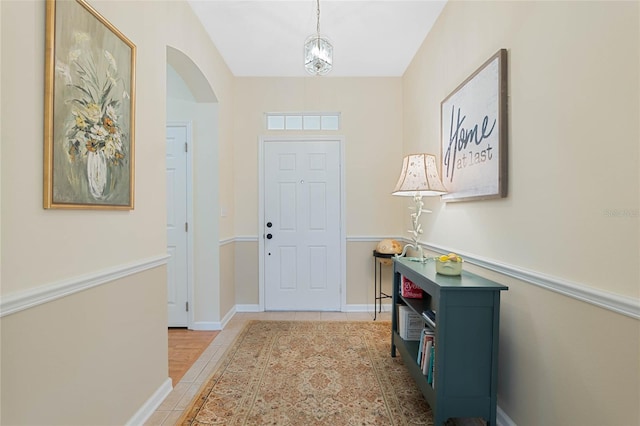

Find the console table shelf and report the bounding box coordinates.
[391,258,508,426]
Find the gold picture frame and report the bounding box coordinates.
[44,0,136,209]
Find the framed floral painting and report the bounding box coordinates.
[44,0,136,209]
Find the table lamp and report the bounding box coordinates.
[392,153,447,262]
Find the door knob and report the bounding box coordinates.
[266,233,273,239]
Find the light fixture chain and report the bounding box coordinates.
[316,0,321,36]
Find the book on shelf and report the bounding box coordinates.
[422,340,433,376]
[426,344,435,386]
[401,275,423,298]
[416,328,435,367]
[416,328,425,364]
[422,309,436,327]
[398,305,423,341]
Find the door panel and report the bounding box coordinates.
[166,125,189,326]
[264,140,341,311]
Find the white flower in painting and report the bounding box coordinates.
[104,50,117,71]
[90,124,108,140]
[106,105,117,120]
[106,69,118,87]
[73,31,90,44]
[55,60,72,84]
[85,103,101,123]
[71,109,88,129]
[63,35,127,171]
[104,138,117,158]
[68,49,82,62]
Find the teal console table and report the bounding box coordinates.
[391,257,508,426]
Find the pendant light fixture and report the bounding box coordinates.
[304,0,332,75]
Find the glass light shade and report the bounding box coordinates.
[304,35,333,75]
[392,153,447,197]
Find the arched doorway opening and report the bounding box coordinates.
[165,46,219,329]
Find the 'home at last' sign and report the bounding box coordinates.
[440,49,508,202]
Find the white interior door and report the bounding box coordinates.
[264,139,341,311]
[166,124,189,326]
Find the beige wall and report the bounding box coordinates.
[232,78,405,307]
[219,242,236,318]
[0,0,234,423]
[233,77,405,237]
[406,1,639,425]
[235,240,259,305]
[1,1,165,294]
[346,240,394,307]
[0,268,167,425]
[405,0,639,297]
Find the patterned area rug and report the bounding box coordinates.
[178,320,434,425]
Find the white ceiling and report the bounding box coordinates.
[187,0,447,77]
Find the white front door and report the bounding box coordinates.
[166,124,189,326]
[263,139,342,311]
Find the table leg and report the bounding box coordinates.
[374,257,378,320]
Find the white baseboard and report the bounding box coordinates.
[220,306,236,328]
[343,304,392,313]
[234,304,393,314]
[191,306,236,331]
[127,377,172,426]
[497,405,517,426]
[236,304,262,312]
[191,321,222,331]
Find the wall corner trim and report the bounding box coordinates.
[127,378,173,426]
[0,254,170,318]
[497,405,517,426]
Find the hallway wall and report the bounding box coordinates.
[0,0,234,423]
[403,1,639,425]
[0,268,166,424]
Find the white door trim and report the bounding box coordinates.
[258,136,346,312]
[167,121,194,328]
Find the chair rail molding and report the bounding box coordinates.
[419,241,639,320]
[0,254,170,317]
[221,235,399,244]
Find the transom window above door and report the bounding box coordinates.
[265,112,340,131]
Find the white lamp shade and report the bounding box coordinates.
[392,153,447,197]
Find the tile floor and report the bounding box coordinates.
[144,310,390,425]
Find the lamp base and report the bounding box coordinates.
[394,194,432,263]
[396,243,429,263]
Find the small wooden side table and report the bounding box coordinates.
[372,250,395,320]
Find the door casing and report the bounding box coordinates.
[258,136,347,312]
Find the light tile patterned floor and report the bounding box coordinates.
[144,310,390,425]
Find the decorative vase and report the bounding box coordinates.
[87,150,108,199]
